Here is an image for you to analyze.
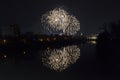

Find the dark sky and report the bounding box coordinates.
[0,0,120,34]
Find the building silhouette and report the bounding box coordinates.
[10,24,21,37]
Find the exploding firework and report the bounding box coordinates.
[41,8,80,35]
[65,15,80,35]
[42,45,80,71]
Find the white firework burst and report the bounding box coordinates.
[42,45,80,71]
[65,15,80,35]
[41,8,80,35]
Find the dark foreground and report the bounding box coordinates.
[0,40,120,80]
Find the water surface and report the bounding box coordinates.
[0,41,120,80]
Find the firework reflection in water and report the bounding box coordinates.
[42,45,80,71]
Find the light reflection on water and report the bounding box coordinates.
[0,44,80,69]
[0,41,119,80]
[41,45,80,71]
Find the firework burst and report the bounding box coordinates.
[42,45,80,71]
[41,8,80,35]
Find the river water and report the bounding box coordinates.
[0,41,120,80]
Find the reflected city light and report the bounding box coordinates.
[3,54,7,58]
[23,51,26,54]
[47,47,50,50]
[0,53,8,64]
[89,41,97,45]
[42,45,80,71]
[39,38,43,42]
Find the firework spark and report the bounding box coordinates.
[41,8,80,35]
[42,45,80,71]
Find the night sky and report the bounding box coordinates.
[0,0,120,35]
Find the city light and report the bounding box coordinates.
[88,36,97,40]
[3,39,7,43]
[81,33,83,36]
[21,39,26,43]
[47,38,50,41]
[53,38,56,40]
